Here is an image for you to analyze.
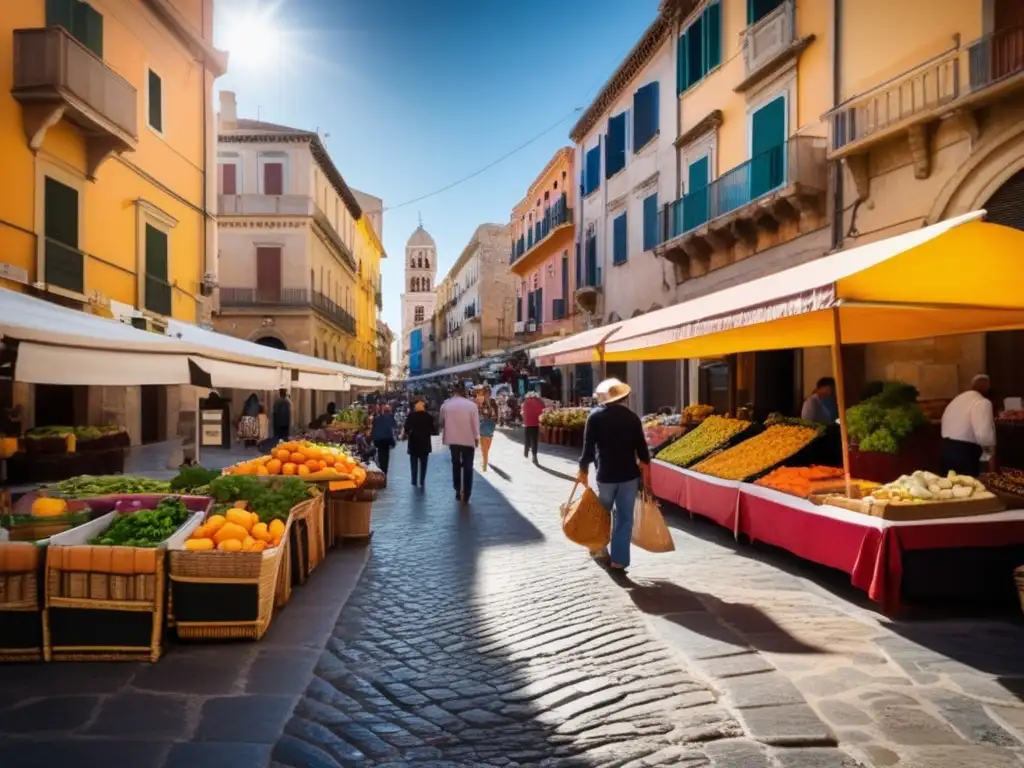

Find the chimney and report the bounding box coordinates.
[219,90,237,130]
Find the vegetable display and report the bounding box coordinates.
[692,424,821,481]
[208,475,314,524]
[655,416,751,468]
[847,381,927,454]
[185,509,286,552]
[539,408,590,430]
[332,407,367,427]
[44,475,171,499]
[90,497,190,547]
[27,424,124,441]
[868,471,993,502]
[169,466,220,493]
[223,441,368,485]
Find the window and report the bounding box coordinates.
[414,306,424,323]
[47,0,103,58]
[255,246,281,302]
[748,0,784,24]
[750,95,787,199]
[685,155,711,230]
[43,176,83,294]
[561,251,569,301]
[605,111,627,178]
[643,194,659,251]
[144,224,171,315]
[612,212,628,265]
[219,163,237,195]
[633,83,659,152]
[582,141,601,196]
[261,159,284,195]
[677,0,722,94]
[147,69,163,133]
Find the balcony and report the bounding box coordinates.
[509,194,574,274]
[219,287,356,336]
[655,136,826,278]
[375,288,383,310]
[12,27,137,178]
[217,194,315,216]
[824,23,1024,195]
[144,275,172,317]
[574,264,603,315]
[312,206,358,273]
[737,1,813,93]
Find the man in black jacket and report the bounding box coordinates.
[272,389,291,443]
[577,378,650,573]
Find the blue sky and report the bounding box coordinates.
[213,0,661,333]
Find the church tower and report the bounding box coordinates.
[400,222,438,372]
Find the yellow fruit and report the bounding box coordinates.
[218,538,243,552]
[250,512,259,527]
[655,415,751,467]
[271,533,282,547]
[692,425,820,481]
[205,514,227,533]
[31,497,68,518]
[185,538,215,551]
[191,525,209,540]
[214,522,249,544]
[251,522,271,542]
[251,540,268,552]
[268,519,285,538]
[241,535,255,551]
[257,465,269,475]
[225,508,254,532]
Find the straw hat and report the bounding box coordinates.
[595,378,631,405]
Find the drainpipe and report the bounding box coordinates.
[830,0,844,250]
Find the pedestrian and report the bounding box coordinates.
[801,377,837,424]
[404,400,435,489]
[522,391,544,463]
[237,392,261,448]
[256,404,270,451]
[272,388,291,444]
[371,405,398,479]
[474,384,499,472]
[941,374,997,476]
[440,385,480,504]
[577,378,651,574]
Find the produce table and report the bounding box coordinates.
[652,460,1024,613]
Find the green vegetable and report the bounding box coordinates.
[847,380,927,454]
[169,466,220,493]
[44,475,171,499]
[207,475,314,524]
[90,497,190,547]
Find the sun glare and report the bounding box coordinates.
[223,12,282,70]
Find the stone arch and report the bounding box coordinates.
[927,118,1024,224]
[248,328,288,350]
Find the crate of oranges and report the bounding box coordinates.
[223,441,368,489]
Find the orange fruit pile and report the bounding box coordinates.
[223,441,367,486]
[184,507,287,552]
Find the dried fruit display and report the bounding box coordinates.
[754,466,845,498]
[693,425,820,481]
[982,468,1024,497]
[655,416,750,468]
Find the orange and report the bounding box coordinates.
[290,452,306,464]
[256,465,269,475]
[297,464,311,477]
[256,455,271,465]
[303,445,322,460]
[305,459,320,471]
[282,462,297,476]
[266,458,282,475]
[280,442,299,453]
[317,460,327,471]
[321,454,335,467]
[275,449,291,461]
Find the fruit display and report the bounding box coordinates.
[539,408,590,431]
[847,381,927,454]
[867,471,993,502]
[43,475,171,499]
[693,424,821,481]
[223,440,368,486]
[981,468,1024,498]
[655,415,751,468]
[755,466,845,497]
[644,425,685,451]
[682,404,714,422]
[185,508,287,552]
[207,475,316,523]
[89,497,190,547]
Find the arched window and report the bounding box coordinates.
[423,278,430,291]
[424,258,430,269]
[414,305,424,323]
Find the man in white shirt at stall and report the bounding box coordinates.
[940,374,997,477]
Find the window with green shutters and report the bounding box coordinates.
[43,177,83,294]
[677,0,722,94]
[148,70,163,133]
[748,0,784,25]
[47,0,103,58]
[144,224,171,316]
[612,212,628,265]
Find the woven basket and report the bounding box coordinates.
[169,501,303,641]
[1015,566,1024,616]
[560,482,610,551]
[274,532,293,609]
[0,542,44,662]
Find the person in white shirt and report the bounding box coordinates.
[439,387,480,504]
[940,374,996,476]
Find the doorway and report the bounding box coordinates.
[140,385,167,444]
[34,385,86,427]
[752,350,797,421]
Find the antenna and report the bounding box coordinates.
[418,211,423,227]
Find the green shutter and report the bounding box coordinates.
[686,18,704,86]
[46,0,74,31]
[677,33,687,94]
[145,224,168,280]
[704,1,721,71]
[44,177,79,247]
[84,4,103,58]
[148,70,163,132]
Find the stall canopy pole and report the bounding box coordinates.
[830,306,852,494]
[598,342,607,381]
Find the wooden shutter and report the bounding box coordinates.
[677,33,688,94]
[605,112,626,178]
[536,287,544,324]
[643,194,658,251]
[687,18,704,85]
[83,3,103,58]
[751,96,787,199]
[221,164,237,195]
[613,213,627,264]
[145,224,168,280]
[148,70,162,131]
[575,242,582,289]
[263,163,284,195]
[44,177,78,247]
[704,1,722,71]
[561,252,569,300]
[47,0,74,31]
[255,247,282,301]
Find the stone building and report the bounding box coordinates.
[399,225,438,374]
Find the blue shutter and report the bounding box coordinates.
[561,252,569,300]
[575,242,582,289]
[685,156,710,231]
[633,84,659,152]
[536,288,543,324]
[605,112,626,178]
[704,1,722,72]
[677,32,687,94]
[584,144,602,196]
[643,194,658,251]
[612,213,627,265]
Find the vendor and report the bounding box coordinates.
[941,374,996,476]
[801,377,836,424]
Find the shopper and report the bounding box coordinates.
[577,378,651,574]
[801,377,837,424]
[237,393,261,448]
[272,389,291,443]
[440,386,480,504]
[941,374,997,476]
[522,391,544,463]
[475,384,499,472]
[404,400,435,488]
[371,405,398,478]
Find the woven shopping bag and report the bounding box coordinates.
[560,482,611,551]
[631,488,675,553]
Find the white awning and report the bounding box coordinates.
[15,344,198,386]
[530,322,626,366]
[404,357,499,384]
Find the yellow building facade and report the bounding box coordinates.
[354,212,385,373]
[0,0,224,324]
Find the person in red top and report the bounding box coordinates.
[521,391,545,463]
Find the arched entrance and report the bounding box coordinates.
[254,336,287,351]
[984,170,1024,404]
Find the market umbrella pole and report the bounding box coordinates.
[598,342,607,382]
[830,306,852,496]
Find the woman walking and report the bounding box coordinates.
[475,384,499,472]
[404,400,435,488]
[237,393,261,449]
[370,405,398,480]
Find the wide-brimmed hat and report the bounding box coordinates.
[595,378,631,405]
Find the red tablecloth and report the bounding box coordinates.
[651,461,740,532]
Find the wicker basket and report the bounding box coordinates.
[169,499,307,641]
[0,542,44,662]
[274,532,293,609]
[43,507,205,662]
